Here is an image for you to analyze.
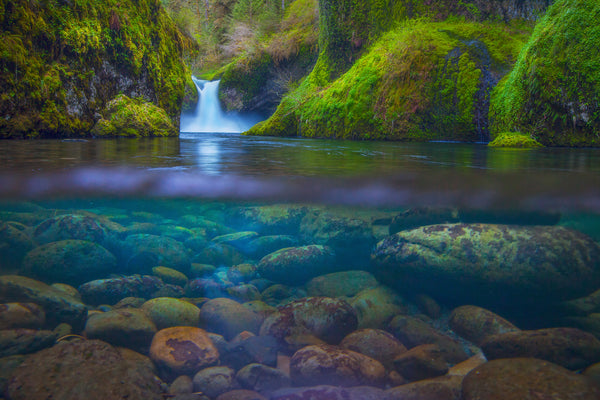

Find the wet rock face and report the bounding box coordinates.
[260,297,358,350]
[372,224,600,304]
[462,357,600,400]
[21,239,117,287]
[481,327,600,370]
[290,344,386,387]
[258,245,337,285]
[7,340,164,400]
[149,327,219,378]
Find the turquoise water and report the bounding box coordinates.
[1,134,600,397]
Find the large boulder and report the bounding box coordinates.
[84,308,157,353]
[372,224,600,305]
[0,275,87,329]
[141,297,200,330]
[32,214,114,245]
[462,357,600,400]
[79,275,165,305]
[0,222,35,270]
[22,239,117,286]
[258,245,337,285]
[7,340,164,400]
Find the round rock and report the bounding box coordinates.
[141,297,200,330]
[449,305,520,346]
[340,328,407,369]
[199,297,263,340]
[84,308,157,353]
[258,245,337,285]
[193,366,239,398]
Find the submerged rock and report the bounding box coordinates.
[350,286,406,330]
[306,270,378,298]
[392,344,449,382]
[141,297,200,330]
[481,327,600,370]
[290,344,386,387]
[0,328,57,357]
[0,222,35,270]
[227,205,308,235]
[199,297,263,340]
[386,375,463,400]
[7,340,164,400]
[0,302,45,330]
[149,326,219,378]
[372,224,600,305]
[32,214,113,245]
[260,297,358,350]
[22,239,117,286]
[244,235,299,259]
[193,242,245,268]
[84,308,157,353]
[462,357,600,400]
[270,385,387,400]
[340,328,407,370]
[152,266,189,286]
[79,274,164,305]
[258,245,337,285]
[0,275,87,329]
[236,363,291,392]
[121,234,190,274]
[449,305,520,346]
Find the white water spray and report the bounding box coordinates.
[180,77,263,133]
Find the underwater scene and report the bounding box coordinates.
[1,135,600,400]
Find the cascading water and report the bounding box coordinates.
[180,77,263,133]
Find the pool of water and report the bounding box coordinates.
[0,133,599,399]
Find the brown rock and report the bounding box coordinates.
[0,328,56,357]
[350,286,406,329]
[269,385,388,400]
[340,328,407,369]
[388,315,468,363]
[386,375,463,400]
[7,340,164,400]
[216,389,268,400]
[236,363,291,392]
[0,302,45,329]
[200,297,263,340]
[306,270,378,298]
[583,362,600,387]
[290,344,386,387]
[84,308,157,353]
[462,358,600,400]
[449,305,520,346]
[393,344,449,382]
[149,326,219,378]
[169,375,194,394]
[192,366,238,398]
[481,327,600,370]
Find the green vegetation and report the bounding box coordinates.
[249,18,531,140]
[91,95,178,137]
[0,0,196,138]
[490,0,600,146]
[488,132,543,148]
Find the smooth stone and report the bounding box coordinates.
[216,389,268,400]
[190,263,217,278]
[388,315,469,364]
[243,300,277,319]
[193,242,245,268]
[149,327,219,378]
[257,245,337,285]
[260,297,358,351]
[221,335,279,370]
[141,297,200,330]
[169,375,194,394]
[0,275,87,330]
[306,270,378,298]
[386,375,463,400]
[7,340,164,400]
[0,222,35,269]
[583,362,600,386]
[226,204,308,235]
[290,344,386,387]
[270,385,388,400]
[227,263,258,284]
[447,352,487,377]
[184,236,209,253]
[121,234,191,274]
[199,297,263,340]
[193,366,239,398]
[212,231,260,251]
[244,235,299,259]
[158,225,195,241]
[261,284,307,306]
[0,328,57,357]
[449,305,520,346]
[31,214,112,245]
[350,286,406,329]
[186,277,230,298]
[21,239,117,286]
[389,207,459,234]
[414,293,442,319]
[392,344,449,382]
[227,284,262,302]
[84,308,157,353]
[236,363,291,392]
[481,327,600,370]
[0,302,45,329]
[372,224,600,304]
[50,283,81,299]
[114,296,147,309]
[340,328,407,370]
[79,274,164,305]
[462,357,600,400]
[152,266,189,286]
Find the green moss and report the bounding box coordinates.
[90,94,177,137]
[249,19,530,140]
[488,132,543,148]
[490,0,600,147]
[0,0,196,138]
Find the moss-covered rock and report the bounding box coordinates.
[490,0,600,146]
[90,95,178,137]
[488,132,543,147]
[0,0,197,138]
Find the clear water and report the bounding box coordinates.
[1,133,600,397]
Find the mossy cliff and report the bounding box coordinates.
[0,0,197,138]
[490,0,600,147]
[246,0,551,141]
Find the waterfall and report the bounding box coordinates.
[180,77,263,133]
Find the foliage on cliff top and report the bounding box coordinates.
[248,18,530,140]
[0,0,196,138]
[490,0,600,146]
